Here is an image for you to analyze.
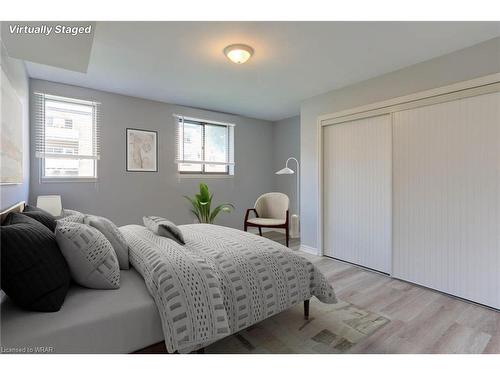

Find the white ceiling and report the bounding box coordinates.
[25,22,500,121]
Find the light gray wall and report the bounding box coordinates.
[29,79,275,228]
[272,116,300,216]
[0,42,30,210]
[300,36,500,250]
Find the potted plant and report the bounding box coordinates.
[184,183,234,224]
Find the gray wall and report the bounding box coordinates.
[300,37,500,250]
[272,116,300,216]
[29,79,275,228]
[0,42,30,210]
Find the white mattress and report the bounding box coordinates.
[0,268,163,353]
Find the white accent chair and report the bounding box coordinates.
[244,192,290,247]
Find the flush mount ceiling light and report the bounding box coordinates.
[223,44,254,64]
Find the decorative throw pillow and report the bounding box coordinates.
[23,204,52,214]
[83,215,129,270]
[143,216,185,245]
[55,222,120,289]
[57,212,86,224]
[0,214,70,312]
[3,209,55,232]
[20,210,57,232]
[59,208,83,218]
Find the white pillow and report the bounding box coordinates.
[60,208,83,217]
[57,213,86,224]
[55,222,120,289]
[84,215,129,270]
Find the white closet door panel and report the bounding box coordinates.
[393,91,500,309]
[323,114,392,273]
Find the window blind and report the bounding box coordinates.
[174,115,235,169]
[34,92,101,160]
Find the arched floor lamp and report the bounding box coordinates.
[275,157,300,238]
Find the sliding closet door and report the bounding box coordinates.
[323,115,392,273]
[393,91,500,309]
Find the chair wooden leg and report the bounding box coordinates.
[244,223,247,232]
[285,225,289,247]
[258,227,262,236]
[304,299,310,320]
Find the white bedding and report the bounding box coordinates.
[0,268,163,354]
[122,223,337,353]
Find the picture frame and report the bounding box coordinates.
[126,128,158,172]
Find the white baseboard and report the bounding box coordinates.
[299,244,320,256]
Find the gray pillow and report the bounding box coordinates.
[143,216,185,245]
[55,222,120,289]
[60,208,82,217]
[57,208,82,217]
[83,215,129,270]
[57,213,86,224]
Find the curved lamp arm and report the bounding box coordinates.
[285,157,300,217]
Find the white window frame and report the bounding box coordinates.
[35,93,101,183]
[175,115,235,176]
[41,157,98,183]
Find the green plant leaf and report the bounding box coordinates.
[199,183,210,202]
[190,209,201,222]
[209,203,234,223]
[184,195,203,222]
[184,183,234,224]
[184,195,200,210]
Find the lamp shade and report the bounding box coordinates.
[275,167,294,175]
[36,195,62,216]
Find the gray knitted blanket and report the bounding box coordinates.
[121,224,336,353]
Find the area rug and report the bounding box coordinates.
[205,298,390,354]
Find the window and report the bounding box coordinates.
[175,116,234,175]
[34,93,101,180]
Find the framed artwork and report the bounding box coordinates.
[126,128,158,172]
[1,67,24,184]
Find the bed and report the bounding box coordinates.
[1,268,163,353]
[0,202,336,353]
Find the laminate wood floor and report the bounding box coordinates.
[262,231,500,354]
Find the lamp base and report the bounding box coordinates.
[290,214,300,238]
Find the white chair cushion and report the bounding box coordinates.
[254,192,289,220]
[246,218,286,226]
